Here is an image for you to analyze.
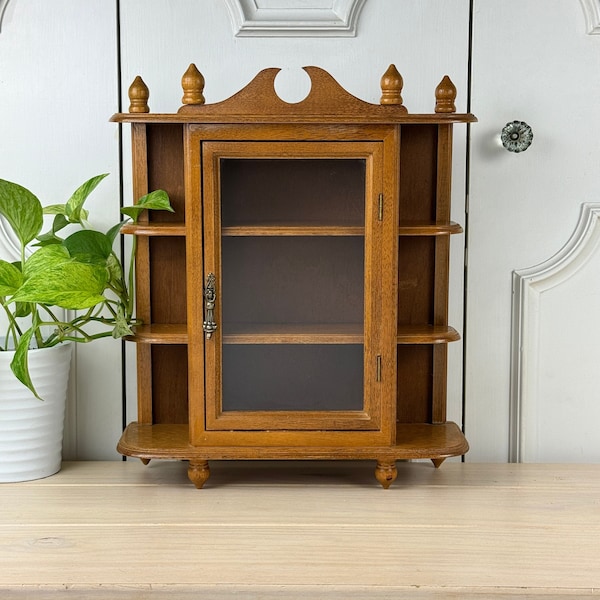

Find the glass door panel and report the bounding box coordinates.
[202,142,383,431]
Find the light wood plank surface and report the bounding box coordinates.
[1,461,599,599]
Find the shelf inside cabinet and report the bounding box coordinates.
[396,325,460,344]
[222,224,364,237]
[121,222,186,236]
[223,323,363,344]
[398,221,463,236]
[127,324,188,344]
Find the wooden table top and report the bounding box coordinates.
[1,460,599,599]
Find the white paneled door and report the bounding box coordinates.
[466,0,600,461]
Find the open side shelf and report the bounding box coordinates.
[121,222,186,236]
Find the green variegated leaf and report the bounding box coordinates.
[36,214,70,246]
[121,189,173,223]
[0,179,43,247]
[23,245,70,279]
[106,252,125,291]
[14,302,33,318]
[112,305,134,338]
[65,174,109,223]
[63,230,113,263]
[0,259,23,295]
[42,204,68,216]
[10,327,38,398]
[12,261,108,309]
[106,221,125,245]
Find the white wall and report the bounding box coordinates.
[0,0,121,458]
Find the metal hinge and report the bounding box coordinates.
[378,194,383,221]
[376,355,382,382]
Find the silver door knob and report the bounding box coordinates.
[501,120,533,153]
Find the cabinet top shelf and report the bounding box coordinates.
[112,64,476,126]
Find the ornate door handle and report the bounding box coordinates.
[203,273,217,339]
[501,120,533,153]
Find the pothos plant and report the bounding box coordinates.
[0,173,172,398]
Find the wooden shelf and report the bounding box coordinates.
[227,324,460,344]
[121,222,186,236]
[223,323,363,344]
[127,324,188,344]
[117,421,468,461]
[398,221,463,236]
[397,325,460,344]
[221,222,463,237]
[222,224,364,237]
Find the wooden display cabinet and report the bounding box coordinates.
[113,64,476,488]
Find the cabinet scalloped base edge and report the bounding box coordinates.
[117,422,468,488]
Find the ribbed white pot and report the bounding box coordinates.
[0,343,72,483]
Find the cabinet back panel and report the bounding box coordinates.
[397,237,435,325]
[222,344,364,412]
[220,159,365,226]
[149,238,187,323]
[221,237,364,325]
[147,124,185,222]
[398,125,437,222]
[397,346,433,423]
[151,345,188,424]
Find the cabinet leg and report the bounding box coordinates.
[188,460,210,489]
[431,458,446,469]
[375,460,397,489]
[140,458,151,466]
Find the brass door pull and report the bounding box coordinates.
[203,273,217,339]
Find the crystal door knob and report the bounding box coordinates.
[501,120,533,153]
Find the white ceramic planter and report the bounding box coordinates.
[0,343,72,482]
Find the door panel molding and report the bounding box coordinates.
[510,203,600,461]
[0,0,9,33]
[580,0,600,34]
[223,0,366,37]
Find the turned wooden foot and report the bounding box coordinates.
[188,460,210,489]
[140,458,151,465]
[431,458,446,469]
[375,460,397,489]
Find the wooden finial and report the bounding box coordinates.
[128,76,149,113]
[181,63,205,106]
[435,75,456,113]
[380,64,404,106]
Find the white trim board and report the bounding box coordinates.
[580,0,600,34]
[510,203,600,462]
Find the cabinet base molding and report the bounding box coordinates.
[117,422,468,488]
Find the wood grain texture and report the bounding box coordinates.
[117,67,471,486]
[1,462,599,598]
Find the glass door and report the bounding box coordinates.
[201,141,384,431]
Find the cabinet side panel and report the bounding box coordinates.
[398,125,437,222]
[397,345,433,423]
[149,238,187,324]
[151,346,189,424]
[146,124,185,221]
[397,237,435,325]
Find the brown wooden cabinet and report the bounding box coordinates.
[114,65,476,488]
